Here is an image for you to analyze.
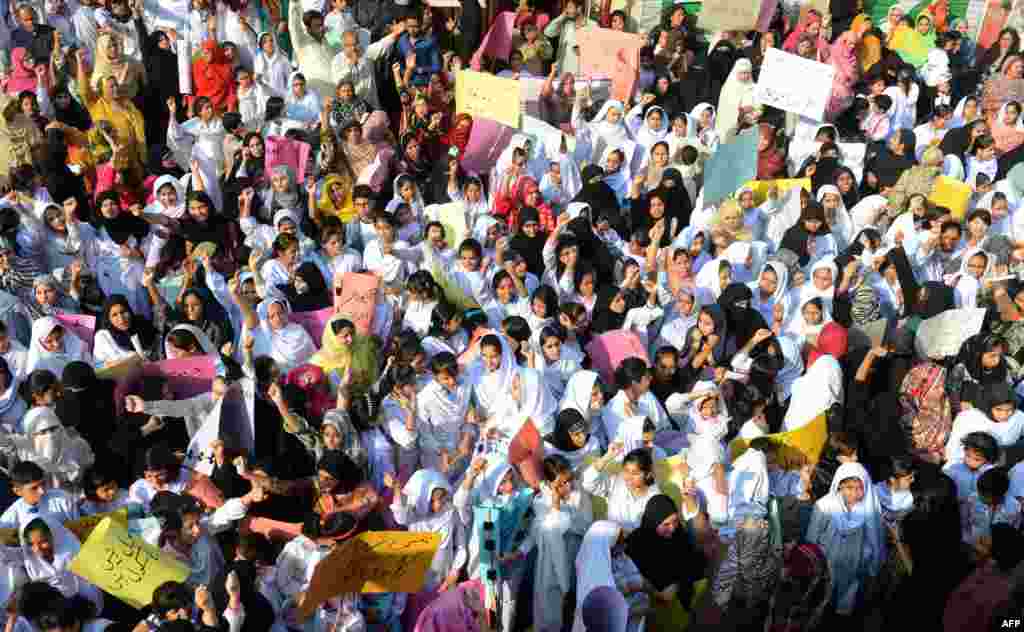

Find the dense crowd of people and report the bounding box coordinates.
[2,0,1024,631]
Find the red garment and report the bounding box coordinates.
[807,321,849,368]
[507,177,555,232]
[94,163,140,208]
[442,113,473,161]
[757,124,786,179]
[192,41,237,113]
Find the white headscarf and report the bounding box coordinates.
[695,257,731,305]
[164,324,216,358]
[749,260,791,324]
[470,334,519,420]
[955,247,994,308]
[589,100,632,151]
[255,298,317,372]
[783,354,843,431]
[572,521,622,632]
[817,185,854,250]
[723,241,754,284]
[775,335,805,401]
[599,145,633,204]
[817,462,886,574]
[716,58,756,137]
[19,515,82,594]
[403,468,452,517]
[254,32,291,95]
[26,317,90,376]
[148,175,187,219]
[560,370,600,421]
[22,407,67,465]
[634,105,669,151]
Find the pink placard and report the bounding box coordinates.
[585,330,650,385]
[265,136,311,184]
[461,117,516,175]
[470,11,517,69]
[334,272,380,337]
[55,314,96,349]
[610,48,639,103]
[141,356,218,399]
[577,27,645,81]
[757,0,778,31]
[289,307,334,345]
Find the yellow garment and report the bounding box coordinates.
[91,33,146,100]
[853,15,882,72]
[310,315,379,395]
[82,83,147,179]
[316,173,355,224]
[646,579,708,632]
[0,97,44,170]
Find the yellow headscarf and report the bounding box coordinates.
[316,173,355,224]
[853,14,882,73]
[309,315,379,395]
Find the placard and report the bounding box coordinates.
[698,0,761,31]
[142,356,218,399]
[754,48,835,121]
[333,273,380,337]
[455,71,521,129]
[429,203,469,252]
[741,178,811,205]
[300,532,441,619]
[965,0,989,41]
[702,128,759,206]
[585,330,649,385]
[470,11,517,67]
[577,27,644,101]
[69,517,190,609]
[461,117,516,175]
[184,378,256,474]
[929,175,973,220]
[265,136,312,184]
[55,314,96,350]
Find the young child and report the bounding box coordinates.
[968,468,1022,554]
[454,456,536,632]
[416,353,476,479]
[685,385,729,444]
[0,461,81,528]
[874,457,915,534]
[860,94,892,142]
[79,463,134,516]
[806,462,885,615]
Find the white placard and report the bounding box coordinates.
[754,48,835,122]
[177,38,192,95]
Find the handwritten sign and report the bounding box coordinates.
[289,307,334,344]
[755,49,834,121]
[56,314,96,350]
[742,178,811,205]
[577,27,644,102]
[334,273,380,337]
[142,356,217,399]
[728,411,828,469]
[300,531,441,619]
[0,509,130,546]
[70,517,189,609]
[698,0,761,31]
[702,128,760,206]
[265,136,312,184]
[929,175,972,220]
[456,71,521,129]
[585,330,649,385]
[462,117,516,175]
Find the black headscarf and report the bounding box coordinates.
[572,165,620,230]
[565,215,617,284]
[956,333,1009,385]
[546,408,590,452]
[278,262,331,312]
[833,166,860,209]
[211,560,276,632]
[625,495,704,603]
[590,285,633,335]
[718,283,767,348]
[176,287,234,350]
[913,281,955,319]
[148,144,185,179]
[508,206,547,277]
[51,85,91,131]
[779,200,830,267]
[97,294,158,351]
[179,192,232,244]
[316,450,363,494]
[93,191,150,245]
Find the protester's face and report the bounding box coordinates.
[622,462,648,491]
[578,272,594,296]
[481,344,502,372]
[564,1,578,18]
[336,326,354,346]
[656,353,677,379]
[672,117,687,136]
[940,227,960,251]
[1002,32,1014,51]
[17,480,44,505]
[18,7,35,30]
[698,311,715,336]
[648,196,666,220]
[34,283,57,306]
[605,107,622,125]
[41,328,64,352]
[308,16,323,37]
[699,108,712,127]
[836,171,853,192]
[542,336,561,362]
[737,69,752,82]
[992,402,1016,423]
[610,291,627,313]
[802,301,822,325]
[28,530,53,561]
[916,17,931,34]
[179,512,202,545]
[292,77,306,98]
[406,17,420,38]
[838,477,865,507]
[813,268,833,290]
[605,151,621,173]
[237,69,253,88]
[797,40,812,57]
[188,199,210,222]
[969,218,988,240]
[108,302,132,331]
[982,349,1002,369]
[261,35,275,55]
[156,183,179,210]
[1011,60,1024,80]
[321,424,342,450]
[964,448,987,471]
[267,302,288,330]
[522,219,539,238]
[95,481,118,503]
[758,269,778,297]
[888,135,903,155]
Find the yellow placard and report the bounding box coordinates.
[0,509,130,546]
[728,411,829,469]
[586,454,688,520]
[455,70,521,129]
[434,202,469,253]
[929,175,973,221]
[741,178,811,205]
[301,531,442,619]
[95,354,144,381]
[69,517,190,609]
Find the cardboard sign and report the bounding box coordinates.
[702,128,759,206]
[929,175,972,220]
[333,273,380,337]
[289,307,334,344]
[585,330,650,385]
[577,27,644,102]
[741,178,812,205]
[461,117,516,174]
[698,0,761,31]
[142,356,218,399]
[265,136,312,184]
[728,411,828,470]
[754,48,835,121]
[455,71,521,129]
[300,532,442,619]
[55,314,96,350]
[184,378,257,475]
[69,517,190,609]
[471,11,518,66]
